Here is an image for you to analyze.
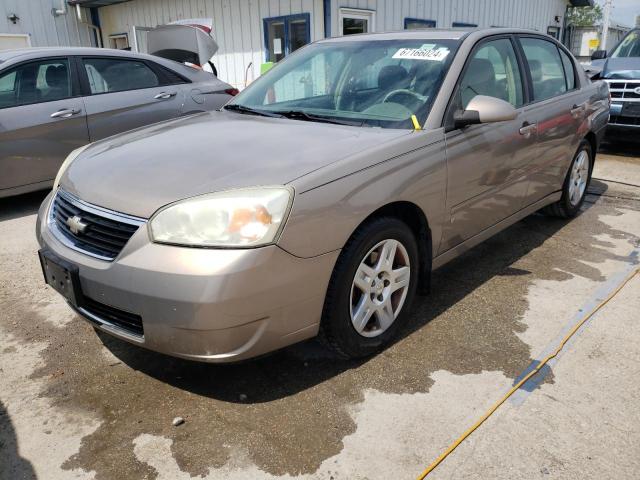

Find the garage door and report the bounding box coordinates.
[0,34,31,51]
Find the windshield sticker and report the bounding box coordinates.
[393,47,450,61]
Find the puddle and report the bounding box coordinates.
[1,198,639,479]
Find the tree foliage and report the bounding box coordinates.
[567,5,604,27]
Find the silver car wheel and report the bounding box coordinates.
[568,150,590,206]
[350,239,411,338]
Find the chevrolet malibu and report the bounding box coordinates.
[36,29,609,362]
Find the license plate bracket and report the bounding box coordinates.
[622,102,640,117]
[38,250,84,307]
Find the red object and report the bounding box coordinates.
[186,24,212,34]
[225,88,240,96]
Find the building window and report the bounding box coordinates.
[452,22,477,28]
[108,33,129,50]
[404,18,436,30]
[339,8,375,36]
[264,14,310,63]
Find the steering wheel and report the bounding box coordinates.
[383,89,425,106]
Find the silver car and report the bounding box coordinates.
[0,47,235,198]
[36,29,609,362]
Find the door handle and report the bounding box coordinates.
[50,108,81,119]
[571,103,586,118]
[519,122,537,138]
[154,92,177,100]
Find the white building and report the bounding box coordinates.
[1,0,593,88]
[567,21,631,61]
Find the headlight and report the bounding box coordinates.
[53,144,91,191]
[149,187,293,248]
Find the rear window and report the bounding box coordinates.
[83,58,160,94]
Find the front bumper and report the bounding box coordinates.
[36,192,339,362]
[609,102,640,129]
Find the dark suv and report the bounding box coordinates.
[590,29,640,138]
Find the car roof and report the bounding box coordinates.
[0,46,222,83]
[0,46,159,64]
[317,27,546,43]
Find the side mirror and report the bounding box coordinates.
[453,95,518,129]
[591,50,607,60]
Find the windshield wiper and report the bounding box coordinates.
[273,110,365,126]
[224,104,284,118]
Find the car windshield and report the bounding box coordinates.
[228,38,460,129]
[611,30,640,58]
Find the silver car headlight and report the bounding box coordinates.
[149,187,293,248]
[53,144,91,191]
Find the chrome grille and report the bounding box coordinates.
[49,190,145,261]
[605,79,640,102]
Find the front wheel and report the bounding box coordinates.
[543,140,593,218]
[318,217,419,359]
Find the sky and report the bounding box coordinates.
[596,0,640,27]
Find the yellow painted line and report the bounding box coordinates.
[416,267,640,479]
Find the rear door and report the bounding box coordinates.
[440,36,537,253]
[516,36,584,205]
[0,57,89,192]
[78,56,185,141]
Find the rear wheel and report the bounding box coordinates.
[319,217,419,358]
[543,140,592,218]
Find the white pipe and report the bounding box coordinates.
[53,0,67,16]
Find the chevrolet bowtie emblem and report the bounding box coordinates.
[66,215,88,235]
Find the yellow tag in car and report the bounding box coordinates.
[411,115,422,131]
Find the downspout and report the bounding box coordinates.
[323,0,331,38]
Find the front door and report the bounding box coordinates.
[79,56,183,141]
[0,57,89,192]
[440,36,536,253]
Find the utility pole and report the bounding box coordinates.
[601,0,612,52]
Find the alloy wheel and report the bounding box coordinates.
[568,150,590,206]
[349,238,411,338]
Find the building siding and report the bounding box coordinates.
[0,0,94,49]
[99,0,325,88]
[2,0,571,88]
[330,0,568,35]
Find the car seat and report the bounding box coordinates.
[460,58,499,107]
[43,64,69,101]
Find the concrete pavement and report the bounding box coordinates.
[1,148,639,480]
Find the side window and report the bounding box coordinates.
[520,37,567,101]
[459,38,524,109]
[82,58,160,94]
[0,70,17,109]
[0,59,72,109]
[559,48,576,90]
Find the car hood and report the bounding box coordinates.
[60,111,409,218]
[602,57,640,79]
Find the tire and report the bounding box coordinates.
[318,217,419,359]
[543,140,593,218]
